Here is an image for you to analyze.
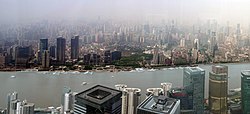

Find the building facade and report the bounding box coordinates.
[121,88,141,114]
[241,70,250,114]
[39,38,48,63]
[209,65,228,114]
[71,35,79,60]
[183,67,205,114]
[42,50,50,68]
[56,37,66,64]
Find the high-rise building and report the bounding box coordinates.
[39,38,48,63]
[56,37,66,64]
[74,85,122,114]
[183,67,205,114]
[137,95,180,114]
[151,45,159,64]
[121,88,141,114]
[61,87,73,114]
[241,70,250,114]
[71,35,79,60]
[15,46,32,67]
[7,92,34,114]
[104,50,111,65]
[7,92,18,114]
[49,46,56,58]
[42,50,50,68]
[209,65,228,114]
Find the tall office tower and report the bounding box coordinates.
[39,38,48,63]
[161,82,172,96]
[56,37,66,64]
[74,85,122,114]
[236,24,241,48]
[183,67,205,114]
[71,35,79,60]
[241,70,250,114]
[104,50,111,65]
[7,92,18,114]
[151,45,159,64]
[146,88,163,96]
[210,32,216,56]
[137,95,180,114]
[209,65,228,114]
[49,46,56,58]
[121,88,141,114]
[42,50,50,68]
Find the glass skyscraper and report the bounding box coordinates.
[183,67,205,114]
[39,38,48,63]
[209,65,228,114]
[56,37,66,64]
[241,70,250,114]
[71,35,79,60]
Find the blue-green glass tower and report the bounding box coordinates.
[241,70,250,114]
[183,67,205,114]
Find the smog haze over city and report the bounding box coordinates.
[1,0,250,25]
[1,0,250,114]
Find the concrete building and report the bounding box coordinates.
[161,82,172,96]
[39,38,48,63]
[61,86,73,114]
[241,70,250,114]
[74,85,122,114]
[137,95,180,114]
[7,92,18,114]
[42,50,50,68]
[0,54,5,68]
[209,65,228,114]
[183,67,205,114]
[121,88,141,114]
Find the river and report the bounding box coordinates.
[0,63,249,108]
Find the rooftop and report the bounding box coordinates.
[75,85,122,105]
[137,95,180,114]
[241,70,250,76]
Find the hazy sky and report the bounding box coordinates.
[1,0,250,24]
